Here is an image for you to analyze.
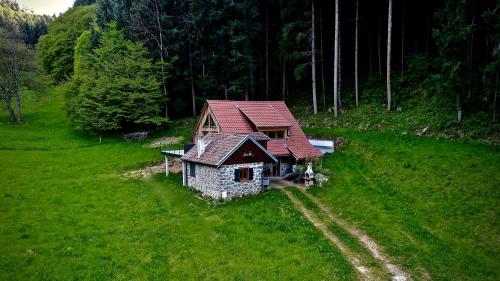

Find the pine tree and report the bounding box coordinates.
[434,0,473,122]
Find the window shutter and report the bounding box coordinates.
[189,162,196,177]
[249,168,254,180]
[234,169,240,182]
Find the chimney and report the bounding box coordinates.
[197,138,205,156]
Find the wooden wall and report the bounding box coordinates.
[223,140,275,165]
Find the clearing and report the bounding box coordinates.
[0,87,498,280]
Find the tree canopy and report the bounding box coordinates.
[68,22,166,131]
[37,5,95,82]
[0,0,53,46]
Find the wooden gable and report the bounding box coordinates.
[192,104,220,141]
[223,138,275,165]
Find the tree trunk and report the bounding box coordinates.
[333,0,339,117]
[250,67,254,100]
[188,42,196,117]
[320,6,326,110]
[493,72,497,122]
[378,16,382,79]
[468,16,475,98]
[355,0,359,107]
[401,1,405,75]
[265,2,269,101]
[311,0,318,114]
[2,92,16,122]
[224,83,228,100]
[369,32,373,74]
[456,94,462,123]
[338,29,342,108]
[414,29,418,53]
[154,1,168,120]
[386,0,393,111]
[425,4,431,53]
[282,59,286,100]
[14,90,22,123]
[286,67,289,98]
[13,72,22,123]
[10,41,22,123]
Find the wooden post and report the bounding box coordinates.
[182,161,187,186]
[165,155,169,176]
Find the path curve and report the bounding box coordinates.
[282,189,378,281]
[297,189,412,281]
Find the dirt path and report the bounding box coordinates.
[281,189,380,281]
[123,159,182,179]
[295,188,412,281]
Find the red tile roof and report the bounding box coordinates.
[206,100,321,160]
[267,140,290,156]
[181,133,276,166]
[237,104,291,128]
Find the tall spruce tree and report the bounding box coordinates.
[433,0,473,122]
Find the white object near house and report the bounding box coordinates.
[308,139,334,154]
[161,149,184,176]
[304,162,315,187]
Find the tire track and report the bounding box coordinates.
[281,189,380,281]
[297,188,412,281]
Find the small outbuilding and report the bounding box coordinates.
[181,133,277,199]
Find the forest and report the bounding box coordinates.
[1,1,499,280]
[1,0,499,137]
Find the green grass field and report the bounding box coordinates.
[0,88,355,280]
[305,127,500,280]
[1,87,499,280]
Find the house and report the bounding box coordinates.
[180,100,321,199]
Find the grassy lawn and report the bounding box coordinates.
[0,89,356,280]
[306,127,500,280]
[1,86,499,280]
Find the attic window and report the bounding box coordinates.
[203,114,216,129]
[262,130,285,139]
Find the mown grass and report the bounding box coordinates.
[0,88,356,280]
[287,187,384,277]
[305,127,500,280]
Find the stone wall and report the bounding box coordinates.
[185,161,263,199]
[218,163,263,198]
[186,162,221,198]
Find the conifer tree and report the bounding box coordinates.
[69,23,166,131]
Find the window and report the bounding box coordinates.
[234,167,253,182]
[240,168,249,182]
[203,114,216,129]
[262,130,286,139]
[189,162,196,177]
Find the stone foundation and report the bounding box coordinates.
[185,162,263,199]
